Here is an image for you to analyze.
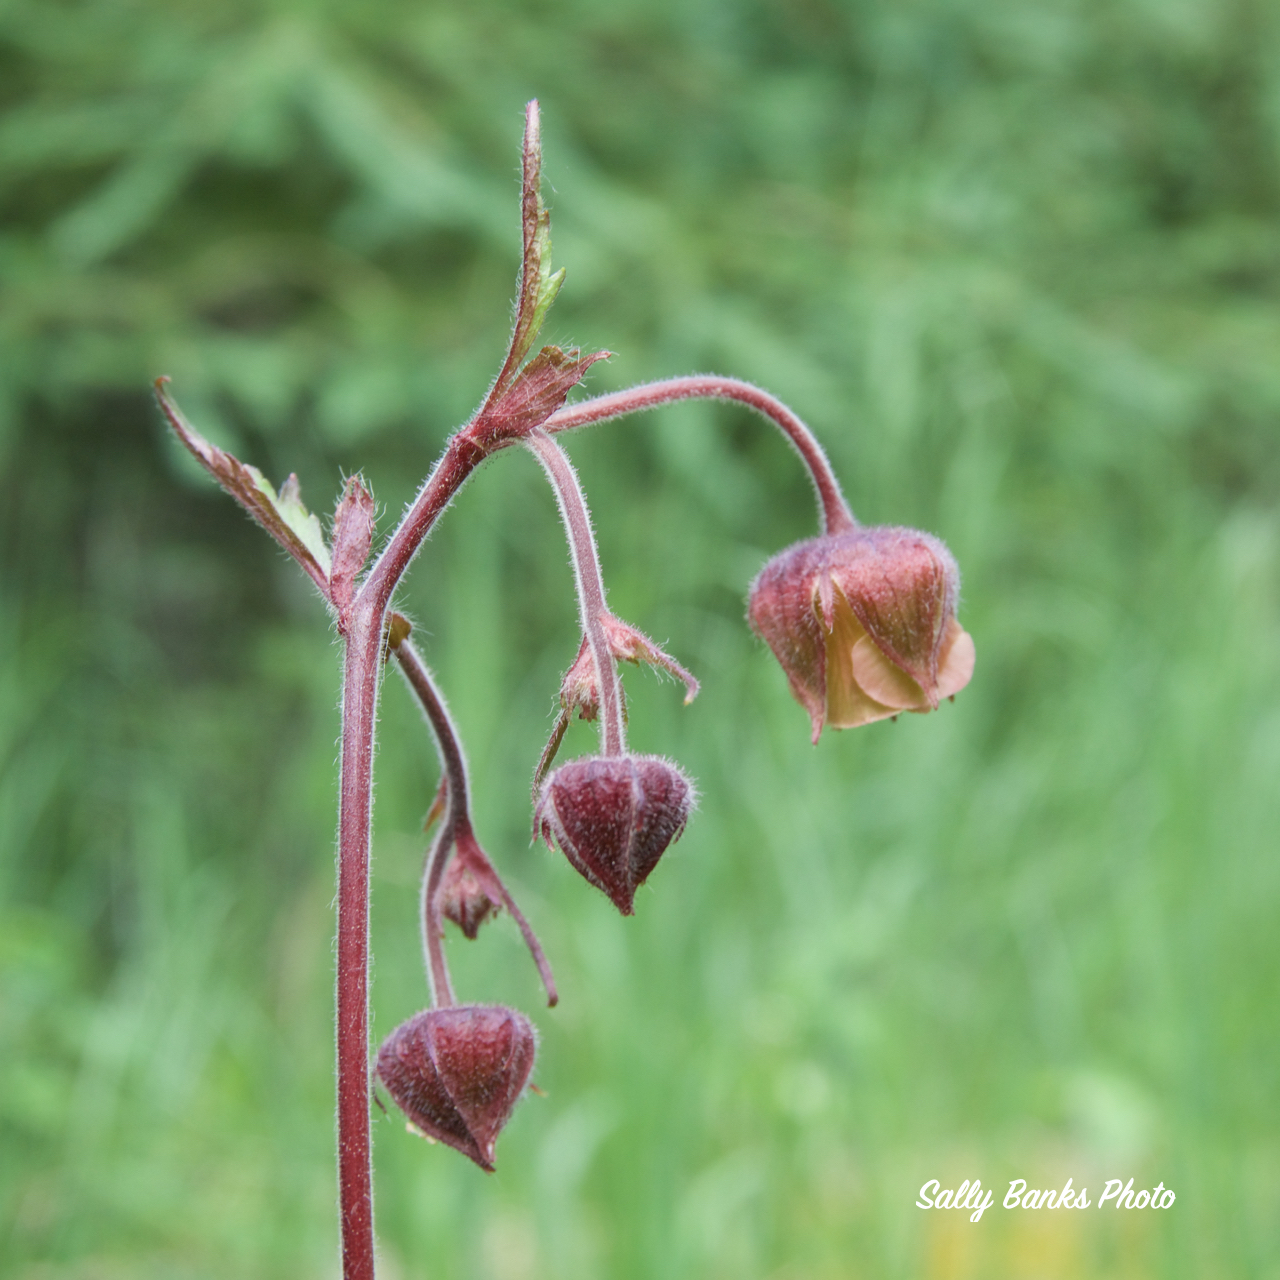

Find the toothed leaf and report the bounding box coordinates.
[485,101,567,408]
[156,378,332,595]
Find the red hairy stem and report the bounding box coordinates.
[543,375,856,536]
[334,431,494,1278]
[524,429,627,757]
[387,630,462,1004]
[419,817,457,1007]
[360,434,489,619]
[336,606,381,1280]
[392,630,473,813]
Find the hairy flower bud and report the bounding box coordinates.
[376,1004,536,1172]
[439,854,501,939]
[748,526,975,742]
[535,754,695,915]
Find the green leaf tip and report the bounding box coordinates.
[266,471,332,576]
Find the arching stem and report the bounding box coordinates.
[524,429,628,758]
[543,375,857,536]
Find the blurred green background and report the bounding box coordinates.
[3,0,1279,1276]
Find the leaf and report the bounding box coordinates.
[473,346,611,446]
[155,377,332,595]
[483,100,567,410]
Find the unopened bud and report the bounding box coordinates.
[439,848,501,939]
[535,754,695,914]
[748,526,975,742]
[376,1004,537,1172]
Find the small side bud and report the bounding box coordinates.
[535,754,695,915]
[385,610,413,662]
[329,476,375,612]
[748,526,975,742]
[376,1004,537,1172]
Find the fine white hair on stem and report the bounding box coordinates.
[543,374,856,536]
[524,429,627,758]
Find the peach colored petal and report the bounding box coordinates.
[936,618,975,699]
[821,591,900,728]
[848,635,931,710]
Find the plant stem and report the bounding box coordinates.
[543,375,857,536]
[525,429,627,758]
[420,815,457,1007]
[334,433,491,1280]
[336,605,381,1280]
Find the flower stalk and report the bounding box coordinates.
[545,374,856,536]
[387,619,557,1008]
[525,429,627,758]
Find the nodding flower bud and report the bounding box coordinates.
[376,1004,537,1172]
[439,853,501,940]
[748,526,975,742]
[535,754,695,915]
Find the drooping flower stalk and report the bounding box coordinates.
[544,375,857,536]
[387,619,557,1008]
[524,428,627,758]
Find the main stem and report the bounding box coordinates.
[334,432,489,1280]
[336,606,382,1280]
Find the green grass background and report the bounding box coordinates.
[3,0,1279,1275]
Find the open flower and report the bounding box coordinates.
[748,526,975,742]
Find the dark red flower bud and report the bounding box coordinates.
[439,854,501,939]
[748,525,975,742]
[535,754,695,915]
[376,1004,536,1172]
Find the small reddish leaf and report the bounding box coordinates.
[485,101,567,408]
[473,346,611,448]
[155,378,331,596]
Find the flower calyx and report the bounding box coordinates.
[748,525,975,742]
[535,754,695,915]
[439,829,503,940]
[533,614,699,796]
[376,1004,537,1172]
